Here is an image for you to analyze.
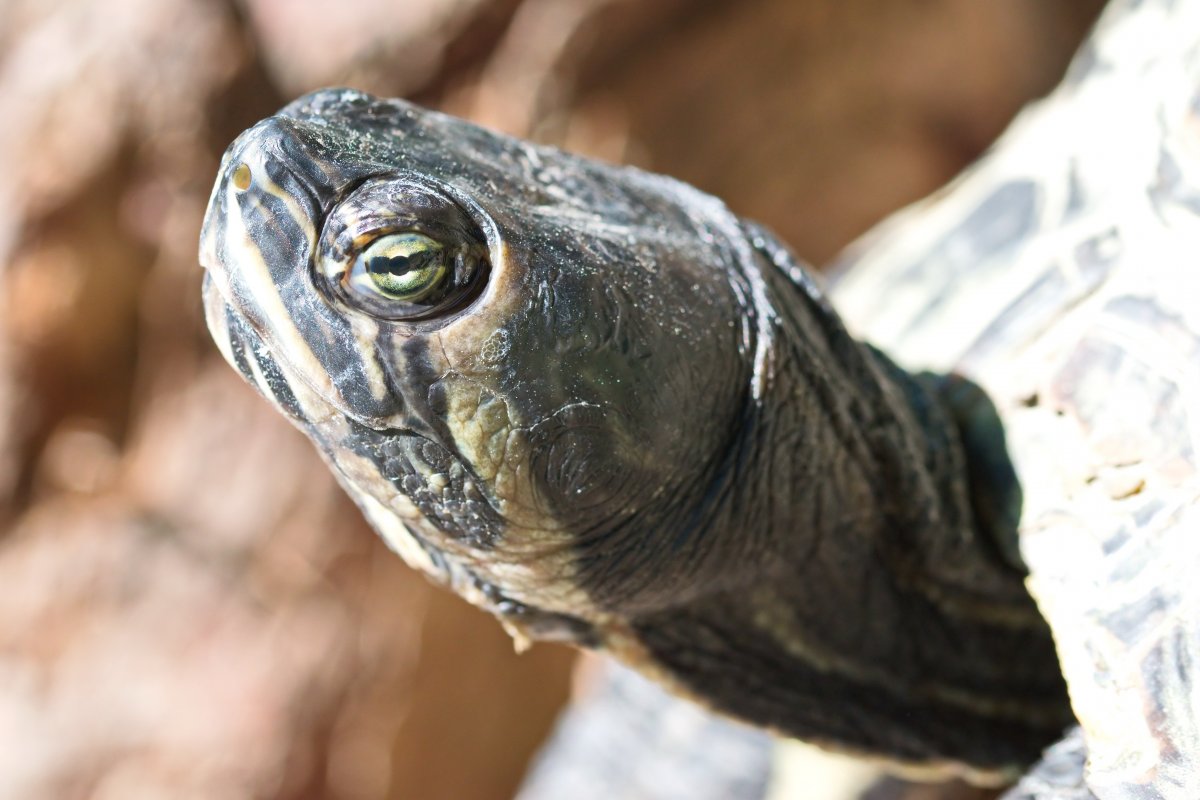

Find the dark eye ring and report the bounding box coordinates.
[319,178,492,323]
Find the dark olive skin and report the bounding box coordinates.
[200,89,1071,776]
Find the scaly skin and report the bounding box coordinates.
[200,89,1070,776]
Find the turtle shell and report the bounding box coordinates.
[831,0,1200,795]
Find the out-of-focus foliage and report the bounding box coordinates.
[0,1,1102,798]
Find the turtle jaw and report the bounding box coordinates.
[200,186,609,639]
[202,273,307,425]
[203,272,603,635]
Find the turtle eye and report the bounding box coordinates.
[347,232,449,303]
[319,178,490,322]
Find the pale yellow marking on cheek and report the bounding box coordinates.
[490,429,526,518]
[346,313,390,403]
[334,406,596,620]
[443,388,527,493]
[477,395,514,467]
[445,389,499,481]
[440,389,563,534]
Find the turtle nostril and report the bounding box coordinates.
[232,163,253,191]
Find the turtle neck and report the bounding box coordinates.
[619,224,1073,773]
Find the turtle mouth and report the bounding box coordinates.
[203,272,308,424]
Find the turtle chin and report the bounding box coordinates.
[324,415,610,649]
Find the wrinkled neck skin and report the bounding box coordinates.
[615,224,1071,776]
[702,223,1028,621]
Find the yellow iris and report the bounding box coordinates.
[350,232,448,302]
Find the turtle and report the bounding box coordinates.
[197,0,1200,795]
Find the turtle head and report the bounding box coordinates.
[200,89,760,643]
[201,90,1072,769]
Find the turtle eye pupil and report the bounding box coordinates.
[367,247,439,279]
[347,232,449,303]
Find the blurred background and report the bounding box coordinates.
[0,1,1105,798]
